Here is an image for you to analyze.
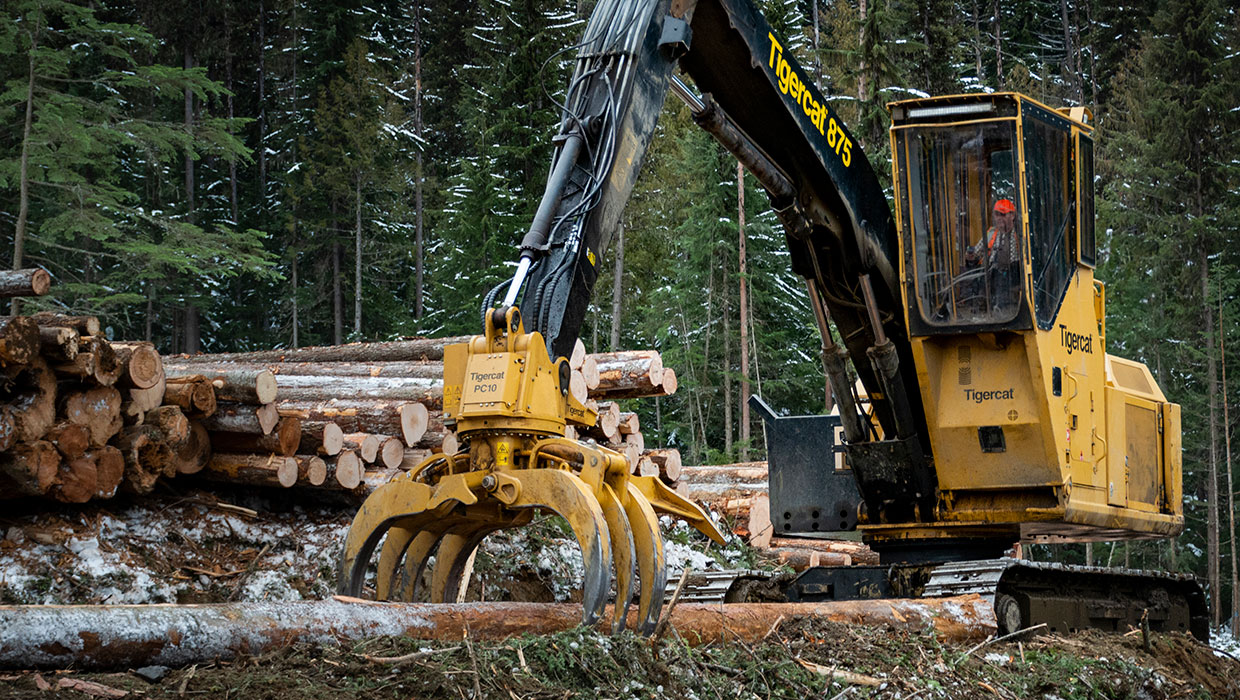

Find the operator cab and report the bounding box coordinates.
[888,93,1093,336]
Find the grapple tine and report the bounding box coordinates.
[375,519,420,599]
[394,524,458,602]
[597,483,635,634]
[631,475,728,545]
[337,479,433,596]
[429,525,495,603]
[507,469,612,626]
[622,482,666,634]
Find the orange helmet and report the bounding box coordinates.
[993,198,1016,214]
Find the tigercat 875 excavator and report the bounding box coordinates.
[339,0,1209,639]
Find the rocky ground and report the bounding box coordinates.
[1,486,1237,698]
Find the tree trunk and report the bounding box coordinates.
[202,453,298,488]
[355,171,363,336]
[1223,298,1238,635]
[723,260,733,456]
[738,161,750,461]
[992,0,1003,88]
[291,252,299,348]
[12,34,37,317]
[413,0,425,319]
[1206,260,1220,628]
[610,225,624,350]
[226,40,239,224]
[172,336,472,363]
[1059,0,1078,101]
[333,237,343,346]
[257,0,266,208]
[0,269,50,298]
[164,366,278,405]
[265,374,439,405]
[183,43,195,218]
[0,596,992,670]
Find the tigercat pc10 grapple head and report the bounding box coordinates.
[337,306,725,634]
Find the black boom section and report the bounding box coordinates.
[519,0,678,360]
[517,0,936,520]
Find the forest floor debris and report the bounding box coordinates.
[0,619,1234,699]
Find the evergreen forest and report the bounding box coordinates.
[2,0,1239,630]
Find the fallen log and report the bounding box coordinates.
[202,453,298,488]
[163,376,218,417]
[171,422,211,475]
[0,595,995,669]
[173,335,473,364]
[267,374,441,406]
[209,416,301,456]
[299,420,345,456]
[276,399,422,446]
[8,358,56,442]
[111,342,163,390]
[0,268,51,298]
[0,440,59,495]
[37,326,78,361]
[0,316,41,365]
[164,366,277,405]
[27,313,99,337]
[90,446,124,499]
[201,403,279,436]
[175,359,445,380]
[296,455,328,486]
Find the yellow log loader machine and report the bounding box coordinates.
[339,0,1208,639]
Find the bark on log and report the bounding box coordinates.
[37,326,78,361]
[590,350,662,392]
[111,342,163,390]
[7,358,56,442]
[299,421,345,456]
[173,335,473,364]
[143,405,190,449]
[0,440,59,495]
[90,446,124,499]
[0,268,51,298]
[163,376,217,418]
[343,433,381,463]
[79,337,121,386]
[121,370,165,424]
[172,422,211,476]
[0,595,994,669]
[265,374,440,406]
[679,462,769,485]
[767,537,879,565]
[201,403,278,436]
[296,455,327,486]
[769,548,853,570]
[164,366,276,405]
[0,408,15,452]
[27,313,99,337]
[209,416,301,456]
[275,399,420,443]
[617,412,639,435]
[173,359,445,380]
[50,454,97,504]
[643,448,681,482]
[202,453,297,488]
[45,422,90,460]
[0,316,39,366]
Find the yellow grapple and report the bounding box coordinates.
[338,306,725,633]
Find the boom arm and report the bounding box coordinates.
[504,0,935,520]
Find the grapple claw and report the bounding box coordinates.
[631,475,728,545]
[597,483,636,633]
[338,478,434,596]
[623,482,667,634]
[506,469,613,626]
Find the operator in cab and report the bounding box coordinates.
[965,198,1020,311]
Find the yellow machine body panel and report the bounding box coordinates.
[877,92,1183,546]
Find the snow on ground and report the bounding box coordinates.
[1,490,754,606]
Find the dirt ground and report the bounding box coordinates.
[1,489,1237,698]
[0,620,1235,699]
